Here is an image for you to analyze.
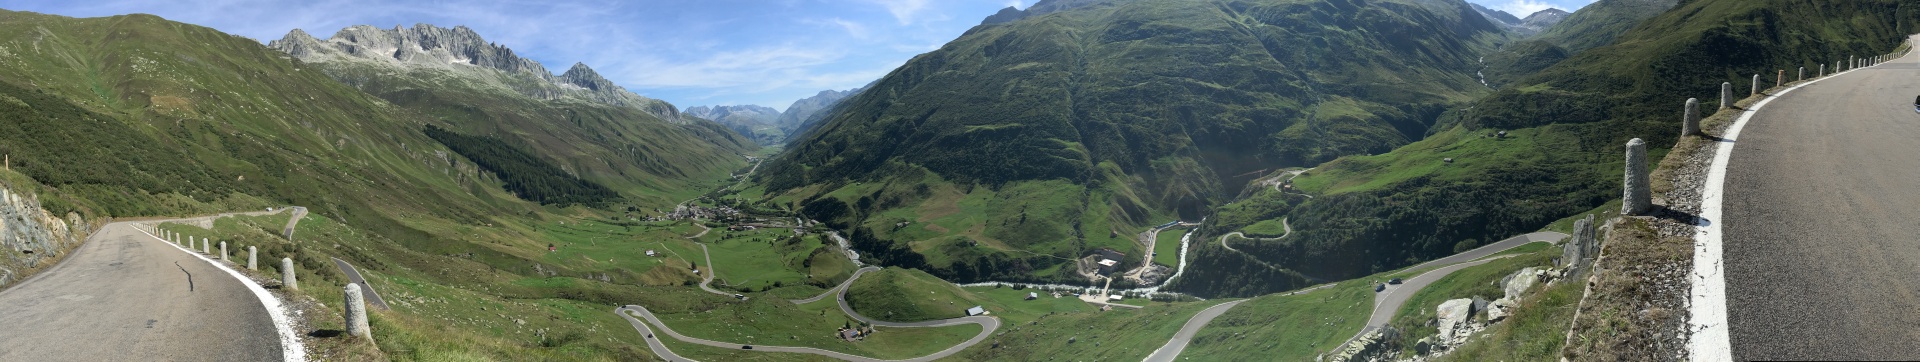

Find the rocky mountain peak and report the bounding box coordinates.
[268,23,687,123]
[271,28,325,58]
[559,62,618,92]
[1521,8,1571,28]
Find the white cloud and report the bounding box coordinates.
[1495,0,1555,16]
[618,44,846,89]
[865,0,931,25]
[803,18,870,39]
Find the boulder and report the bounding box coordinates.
[1415,335,1438,355]
[1487,298,1517,323]
[1436,298,1478,345]
[1503,267,1540,300]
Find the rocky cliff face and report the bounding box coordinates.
[268,24,685,123]
[0,184,96,289]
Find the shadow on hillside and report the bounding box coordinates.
[309,329,344,338]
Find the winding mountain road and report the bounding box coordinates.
[1141,283,1334,362]
[1712,38,1920,360]
[790,266,880,305]
[331,257,389,310]
[1218,218,1290,253]
[1336,231,1565,353]
[619,265,999,361]
[0,220,302,361]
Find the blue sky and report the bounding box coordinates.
[8,0,1593,111]
[7,0,1028,111]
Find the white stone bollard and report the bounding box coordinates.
[1750,74,1759,96]
[345,284,373,342]
[282,257,298,290]
[1720,82,1733,109]
[201,238,210,254]
[1798,67,1804,82]
[1683,98,1702,137]
[249,246,258,270]
[1820,64,1825,77]
[1624,138,1652,216]
[220,241,228,261]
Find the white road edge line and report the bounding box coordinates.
[1689,51,1901,361]
[138,224,307,362]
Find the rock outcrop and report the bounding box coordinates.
[1563,214,1599,277]
[268,24,684,123]
[0,183,97,289]
[1329,327,1397,362]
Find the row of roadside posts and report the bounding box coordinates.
[1625,50,1906,216]
[144,223,372,343]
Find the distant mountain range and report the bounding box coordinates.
[681,86,865,147]
[1469,3,1571,36]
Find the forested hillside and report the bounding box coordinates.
[423,125,618,206]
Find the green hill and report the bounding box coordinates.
[1535,0,1678,54]
[0,9,755,359]
[757,0,1509,285]
[1180,0,1920,297]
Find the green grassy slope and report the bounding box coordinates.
[1535,0,1677,54]
[759,0,1508,285]
[304,56,755,208]
[0,9,765,360]
[1183,0,1920,297]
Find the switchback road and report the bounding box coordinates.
[619,265,1000,361]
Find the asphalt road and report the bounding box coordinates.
[281,206,307,240]
[1720,45,1920,360]
[1141,299,1249,362]
[331,257,389,310]
[1367,231,1565,326]
[1331,231,1564,352]
[618,264,1001,361]
[789,266,880,305]
[0,222,283,361]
